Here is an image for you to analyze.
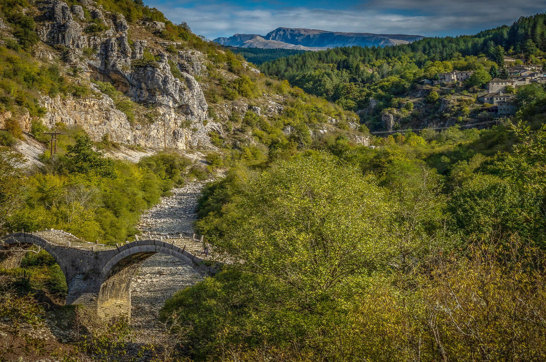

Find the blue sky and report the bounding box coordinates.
[145,0,546,39]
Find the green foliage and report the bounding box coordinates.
[426,90,439,103]
[228,47,306,65]
[0,148,24,233]
[0,46,86,116]
[0,289,44,328]
[199,154,395,286]
[60,134,115,176]
[78,318,132,359]
[0,130,16,146]
[131,49,159,68]
[97,0,167,23]
[0,0,39,50]
[465,67,492,87]
[84,21,108,34]
[161,78,546,357]
[3,131,196,244]
[138,152,191,188]
[165,125,546,358]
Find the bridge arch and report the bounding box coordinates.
[1,233,68,276]
[101,240,204,279]
[97,239,207,320]
[1,233,72,302]
[2,233,63,264]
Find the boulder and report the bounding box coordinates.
[149,21,165,32]
[71,5,85,21]
[90,8,105,24]
[52,0,72,24]
[132,40,146,59]
[114,13,128,33]
[249,105,261,116]
[177,50,205,76]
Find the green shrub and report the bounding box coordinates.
[84,21,108,34]
[426,90,439,103]
[132,50,159,68]
[138,152,191,187]
[0,130,16,146]
[5,118,23,139]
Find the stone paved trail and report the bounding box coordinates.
[130,182,207,344]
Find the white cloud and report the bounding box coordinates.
[146,0,546,39]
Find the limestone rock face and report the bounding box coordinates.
[129,61,207,117]
[178,50,206,76]
[89,8,106,24]
[71,5,85,21]
[148,21,165,32]
[99,35,132,72]
[132,40,146,59]
[52,0,71,24]
[40,94,214,150]
[43,1,84,49]
[35,0,214,150]
[114,13,128,33]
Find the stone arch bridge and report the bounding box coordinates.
[0,230,215,320]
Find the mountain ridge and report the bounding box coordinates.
[215,27,424,50]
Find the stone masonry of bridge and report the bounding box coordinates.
[0,229,216,320]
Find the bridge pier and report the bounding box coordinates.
[97,258,148,321]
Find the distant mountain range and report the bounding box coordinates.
[214,27,424,50]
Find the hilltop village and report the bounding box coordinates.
[435,61,545,116]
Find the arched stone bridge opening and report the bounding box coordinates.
[0,232,214,320]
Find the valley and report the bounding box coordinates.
[0,0,545,360]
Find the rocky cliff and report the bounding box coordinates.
[16,0,216,149]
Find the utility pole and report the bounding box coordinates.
[44,131,62,157]
[163,118,167,151]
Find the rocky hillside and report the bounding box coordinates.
[0,0,361,155]
[215,27,423,50]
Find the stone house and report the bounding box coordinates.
[508,65,540,77]
[503,57,517,65]
[454,71,473,82]
[479,93,515,105]
[478,93,516,116]
[436,71,473,84]
[487,78,530,93]
[438,72,457,83]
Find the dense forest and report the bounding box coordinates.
[227,47,306,65]
[260,14,546,129]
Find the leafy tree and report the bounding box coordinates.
[61,135,114,176]
[524,39,539,56]
[426,90,439,103]
[199,154,396,291]
[466,68,492,87]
